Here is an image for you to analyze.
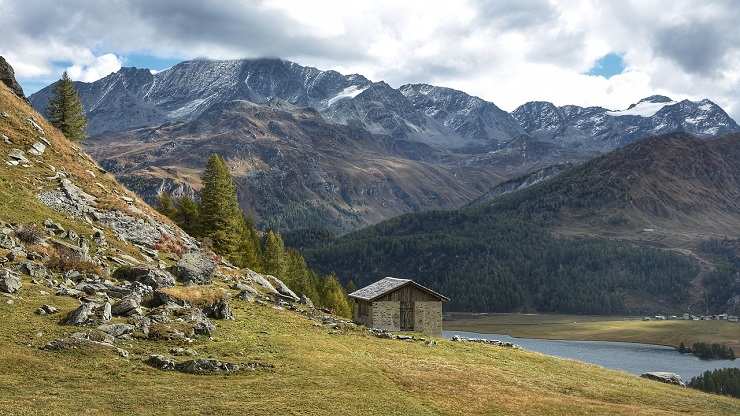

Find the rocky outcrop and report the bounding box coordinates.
[640,372,686,387]
[0,56,27,100]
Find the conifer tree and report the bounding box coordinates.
[156,193,177,219]
[263,230,286,277]
[199,154,253,266]
[47,71,87,141]
[321,274,352,318]
[283,249,321,302]
[175,196,201,236]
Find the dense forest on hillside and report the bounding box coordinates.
[295,135,740,314]
[301,210,698,314]
[699,239,740,314]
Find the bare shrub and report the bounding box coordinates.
[46,245,104,276]
[15,224,45,244]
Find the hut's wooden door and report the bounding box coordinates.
[400,301,414,330]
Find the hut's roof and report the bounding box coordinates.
[348,277,449,302]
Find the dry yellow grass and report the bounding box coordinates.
[159,285,228,307]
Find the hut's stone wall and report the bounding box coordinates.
[414,301,442,336]
[371,301,400,331]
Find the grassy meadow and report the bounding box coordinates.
[0,285,738,415]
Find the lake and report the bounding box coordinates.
[444,330,740,381]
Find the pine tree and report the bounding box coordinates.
[263,230,286,277]
[199,154,253,266]
[47,71,87,141]
[175,196,201,236]
[156,193,177,219]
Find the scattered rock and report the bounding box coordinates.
[20,261,48,279]
[26,117,45,136]
[1,134,11,145]
[43,219,65,235]
[450,335,517,348]
[101,301,112,321]
[36,304,59,315]
[111,294,142,317]
[8,148,29,164]
[97,323,135,338]
[28,141,46,156]
[146,354,176,371]
[641,372,686,387]
[0,232,16,249]
[174,359,241,375]
[265,275,300,302]
[203,299,234,320]
[0,268,21,293]
[299,294,314,308]
[114,265,175,289]
[172,252,215,285]
[63,302,96,325]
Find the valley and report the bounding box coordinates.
[445,313,740,354]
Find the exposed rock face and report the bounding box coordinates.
[203,299,234,320]
[641,372,686,387]
[172,252,215,285]
[0,56,27,100]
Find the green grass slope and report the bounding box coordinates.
[1,286,738,416]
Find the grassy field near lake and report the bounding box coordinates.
[444,313,740,354]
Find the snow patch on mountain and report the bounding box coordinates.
[607,101,677,117]
[326,85,369,106]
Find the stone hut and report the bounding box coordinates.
[348,277,449,336]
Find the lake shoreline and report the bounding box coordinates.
[443,312,740,354]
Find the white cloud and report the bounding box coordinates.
[66,53,122,82]
[1,0,738,119]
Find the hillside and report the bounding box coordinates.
[301,134,740,314]
[4,60,737,415]
[83,99,503,232]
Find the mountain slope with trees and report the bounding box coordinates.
[301,133,740,314]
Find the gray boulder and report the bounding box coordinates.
[265,275,300,302]
[36,304,58,315]
[114,265,175,289]
[97,323,135,338]
[63,302,95,325]
[172,252,215,285]
[0,268,21,293]
[640,372,686,387]
[21,262,47,279]
[111,295,141,316]
[0,232,16,249]
[146,355,176,371]
[203,299,234,320]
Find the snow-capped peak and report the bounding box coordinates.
[606,99,677,117]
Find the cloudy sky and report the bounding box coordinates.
[2,0,739,118]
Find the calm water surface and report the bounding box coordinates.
[444,330,740,380]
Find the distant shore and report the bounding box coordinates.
[444,313,740,354]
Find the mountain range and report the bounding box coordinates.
[28,58,740,232]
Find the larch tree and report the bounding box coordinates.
[47,71,87,141]
[199,154,253,266]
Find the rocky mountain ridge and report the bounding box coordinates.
[27,58,740,233]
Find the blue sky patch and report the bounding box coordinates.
[122,54,183,71]
[586,53,626,79]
